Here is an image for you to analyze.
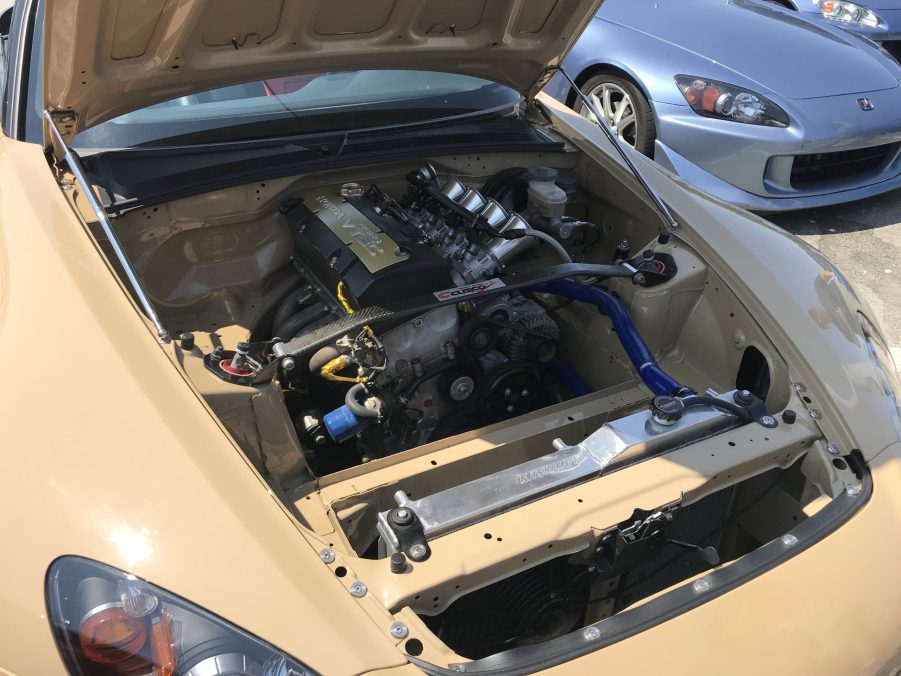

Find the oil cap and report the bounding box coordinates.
[650,396,685,426]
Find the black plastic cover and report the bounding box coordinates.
[285,193,452,308]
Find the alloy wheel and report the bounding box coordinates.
[579,82,638,148]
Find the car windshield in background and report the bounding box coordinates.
[72,70,522,150]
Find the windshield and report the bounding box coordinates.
[72,70,522,150]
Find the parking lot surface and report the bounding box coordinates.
[769,189,901,371]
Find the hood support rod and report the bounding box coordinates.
[43,111,169,342]
[550,66,679,235]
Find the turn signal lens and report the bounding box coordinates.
[79,605,147,665]
[47,557,318,676]
[675,76,790,127]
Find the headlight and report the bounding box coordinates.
[674,76,790,127]
[815,0,881,27]
[46,557,317,676]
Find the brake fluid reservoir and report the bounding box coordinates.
[527,167,568,219]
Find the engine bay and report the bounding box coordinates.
[98,149,857,667]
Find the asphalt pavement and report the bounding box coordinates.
[769,188,901,371]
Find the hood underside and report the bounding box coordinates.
[43,0,602,135]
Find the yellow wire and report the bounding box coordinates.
[318,282,371,383]
[337,281,373,336]
[320,354,368,383]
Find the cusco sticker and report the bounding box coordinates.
[433,279,506,302]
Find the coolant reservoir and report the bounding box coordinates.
[527,167,568,219]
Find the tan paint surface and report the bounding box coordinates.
[0,74,899,675]
[42,0,603,132]
[0,138,404,674]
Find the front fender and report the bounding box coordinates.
[539,93,901,461]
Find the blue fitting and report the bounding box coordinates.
[532,279,687,397]
[323,405,370,443]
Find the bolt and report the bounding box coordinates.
[413,318,424,328]
[504,388,513,397]
[390,622,409,639]
[583,626,602,641]
[391,508,414,528]
[781,533,798,547]
[826,442,841,456]
[319,549,335,564]
[449,665,466,673]
[409,544,428,561]
[349,582,368,598]
[794,383,807,393]
[845,483,861,497]
[390,552,407,574]
[521,389,530,397]
[634,273,647,286]
[692,579,711,593]
[281,356,296,372]
[506,405,515,414]
[760,415,777,428]
[809,409,822,420]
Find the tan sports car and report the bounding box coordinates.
[1,1,900,674]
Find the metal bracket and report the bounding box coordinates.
[43,110,170,342]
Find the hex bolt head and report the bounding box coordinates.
[389,622,409,639]
[319,548,335,564]
[759,415,777,428]
[734,389,754,406]
[781,533,798,547]
[390,552,407,574]
[583,626,602,641]
[845,483,861,497]
[809,409,822,420]
[692,579,711,593]
[826,442,841,456]
[349,582,368,598]
[794,383,807,393]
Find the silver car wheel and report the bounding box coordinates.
[580,82,638,147]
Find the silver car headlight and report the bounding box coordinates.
[674,76,790,127]
[46,557,317,676]
[815,0,881,27]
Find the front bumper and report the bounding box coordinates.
[412,447,901,675]
[652,88,901,211]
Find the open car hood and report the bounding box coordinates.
[43,0,602,137]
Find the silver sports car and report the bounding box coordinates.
[544,0,901,211]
